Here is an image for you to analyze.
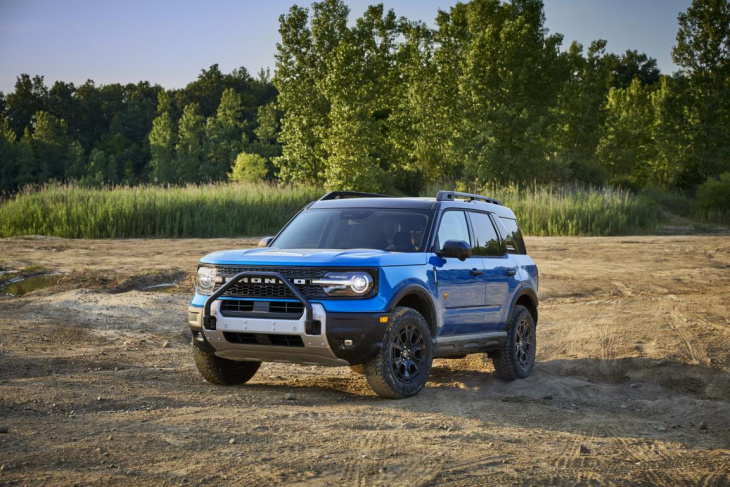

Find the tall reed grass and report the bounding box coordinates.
[426,182,660,236]
[0,182,660,238]
[0,183,322,238]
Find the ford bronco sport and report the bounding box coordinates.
[187,191,539,398]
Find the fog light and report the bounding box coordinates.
[344,339,353,347]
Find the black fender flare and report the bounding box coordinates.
[507,285,539,324]
[385,283,439,335]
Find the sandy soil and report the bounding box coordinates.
[0,235,728,486]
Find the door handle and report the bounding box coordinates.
[505,267,517,277]
[470,268,484,276]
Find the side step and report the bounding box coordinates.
[433,331,507,358]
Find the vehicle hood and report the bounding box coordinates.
[199,248,428,267]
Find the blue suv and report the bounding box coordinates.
[188,191,539,398]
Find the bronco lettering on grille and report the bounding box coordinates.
[226,276,310,285]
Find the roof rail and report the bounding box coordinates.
[319,191,391,201]
[436,191,502,206]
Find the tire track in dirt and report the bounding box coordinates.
[699,471,730,487]
[668,304,709,365]
[339,423,391,486]
[426,446,510,484]
[550,425,610,486]
[614,431,691,487]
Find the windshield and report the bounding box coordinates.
[273,208,433,252]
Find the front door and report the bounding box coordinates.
[432,210,486,335]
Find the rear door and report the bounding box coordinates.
[432,210,486,335]
[468,211,520,331]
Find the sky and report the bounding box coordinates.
[0,0,692,94]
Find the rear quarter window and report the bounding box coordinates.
[498,217,527,255]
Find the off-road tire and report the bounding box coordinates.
[492,305,536,381]
[363,307,433,399]
[193,346,260,385]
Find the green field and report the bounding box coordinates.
[0,182,661,238]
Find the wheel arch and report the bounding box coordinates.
[511,287,538,325]
[386,285,438,337]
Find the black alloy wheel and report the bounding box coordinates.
[515,317,533,366]
[391,323,427,384]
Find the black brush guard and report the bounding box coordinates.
[202,271,316,331]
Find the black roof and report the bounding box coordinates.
[311,197,436,210]
[309,194,517,218]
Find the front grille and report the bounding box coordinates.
[220,282,327,299]
[220,300,254,313]
[269,301,305,315]
[219,300,304,319]
[223,332,304,347]
[213,266,329,299]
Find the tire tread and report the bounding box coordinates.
[363,307,433,399]
[193,346,260,385]
[492,305,535,381]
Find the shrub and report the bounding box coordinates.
[228,152,268,183]
[695,172,730,223]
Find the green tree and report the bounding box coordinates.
[205,88,247,181]
[175,103,206,182]
[0,116,18,191]
[248,102,281,174]
[320,5,401,191]
[228,152,268,182]
[5,74,48,138]
[16,129,37,187]
[65,140,87,180]
[87,148,108,184]
[672,0,730,185]
[612,50,661,88]
[149,92,178,183]
[552,40,614,183]
[434,0,566,184]
[31,111,71,182]
[388,20,449,190]
[594,78,686,188]
[274,0,349,183]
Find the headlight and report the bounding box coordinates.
[195,266,217,295]
[313,271,374,296]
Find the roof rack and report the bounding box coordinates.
[319,191,391,201]
[436,191,502,206]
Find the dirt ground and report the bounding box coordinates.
[0,235,728,486]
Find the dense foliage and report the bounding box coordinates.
[0,65,278,190]
[0,0,728,220]
[0,182,657,238]
[272,0,729,199]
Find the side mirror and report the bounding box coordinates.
[258,236,275,248]
[438,240,472,261]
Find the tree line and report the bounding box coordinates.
[0,65,278,191]
[1,0,729,204]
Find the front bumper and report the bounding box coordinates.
[188,305,389,366]
[188,271,389,367]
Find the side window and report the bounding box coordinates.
[436,211,470,249]
[469,212,503,256]
[498,217,527,254]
